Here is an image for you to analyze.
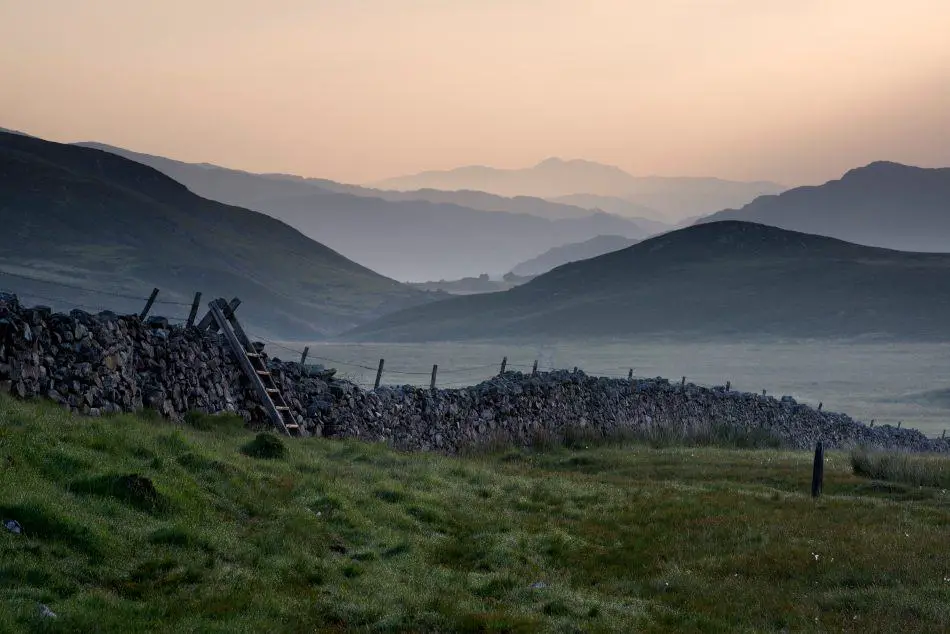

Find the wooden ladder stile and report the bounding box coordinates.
[206,298,300,437]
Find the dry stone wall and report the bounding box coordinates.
[0,293,946,454]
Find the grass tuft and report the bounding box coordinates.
[851,448,950,488]
[71,473,167,514]
[240,433,286,460]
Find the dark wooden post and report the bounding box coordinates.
[573,366,578,373]
[139,288,160,320]
[299,346,309,366]
[224,297,241,318]
[499,356,507,375]
[374,359,385,389]
[762,389,767,396]
[186,292,202,328]
[897,421,902,429]
[811,441,824,498]
[531,360,538,376]
[681,376,686,390]
[628,369,633,380]
[430,364,438,390]
[726,380,731,391]
[870,420,875,428]
[818,402,823,412]
[942,429,946,439]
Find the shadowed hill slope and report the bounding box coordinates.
[0,131,432,338]
[344,221,950,342]
[510,235,639,277]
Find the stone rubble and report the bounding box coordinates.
[1,292,947,454]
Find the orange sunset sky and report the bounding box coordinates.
[2,0,948,186]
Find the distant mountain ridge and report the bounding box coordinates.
[510,235,639,277]
[344,221,950,342]
[694,161,950,252]
[0,130,432,339]
[371,157,786,221]
[74,143,650,281]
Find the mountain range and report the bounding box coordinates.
[0,130,433,339]
[695,161,950,252]
[509,235,640,277]
[371,157,786,222]
[76,143,650,281]
[344,221,950,342]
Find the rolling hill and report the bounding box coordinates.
[0,131,434,339]
[371,157,786,222]
[510,235,639,277]
[344,221,950,342]
[75,143,648,281]
[695,162,950,252]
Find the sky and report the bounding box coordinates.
[1,0,949,186]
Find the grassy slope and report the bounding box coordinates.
[2,396,950,632]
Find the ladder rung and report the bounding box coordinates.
[285,424,299,430]
[276,406,290,411]
[246,352,261,357]
[256,370,270,375]
[265,388,279,393]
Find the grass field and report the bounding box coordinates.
[2,395,950,632]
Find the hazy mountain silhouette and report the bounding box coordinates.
[510,235,639,277]
[254,175,599,221]
[371,157,785,221]
[0,131,433,339]
[75,143,648,280]
[694,162,950,252]
[548,193,668,228]
[344,221,950,342]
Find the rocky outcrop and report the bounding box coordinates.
[1,292,946,454]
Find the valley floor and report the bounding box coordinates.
[2,396,950,632]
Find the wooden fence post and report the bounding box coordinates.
[531,360,538,376]
[499,356,507,375]
[811,441,824,498]
[628,369,633,380]
[374,359,385,389]
[726,380,731,391]
[186,292,202,328]
[139,288,160,320]
[818,402,823,412]
[681,376,686,390]
[943,429,946,439]
[430,364,438,390]
[573,366,578,374]
[762,389,767,396]
[299,346,309,367]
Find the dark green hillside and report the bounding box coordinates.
[0,131,431,338]
[345,221,950,341]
